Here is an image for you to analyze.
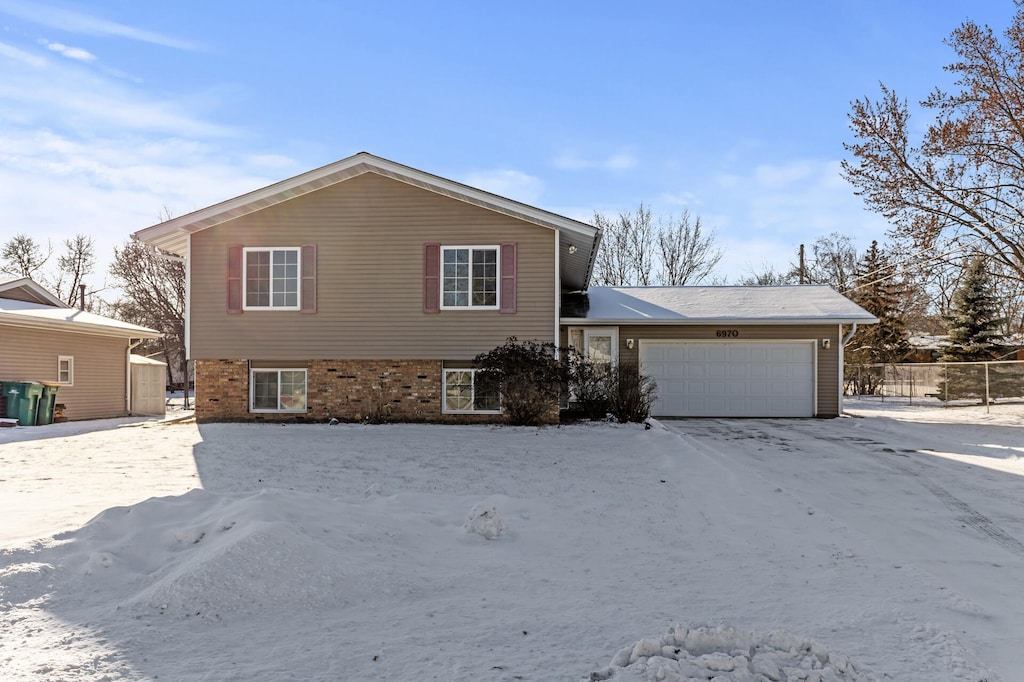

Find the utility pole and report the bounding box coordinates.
[798,244,806,284]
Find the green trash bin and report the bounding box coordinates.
[3,381,43,426]
[37,382,61,425]
[3,381,30,420]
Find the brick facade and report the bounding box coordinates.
[194,359,554,424]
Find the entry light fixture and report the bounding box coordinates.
[821,339,831,350]
[567,244,578,254]
[626,339,635,350]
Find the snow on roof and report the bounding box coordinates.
[130,354,167,366]
[0,298,161,338]
[570,286,879,324]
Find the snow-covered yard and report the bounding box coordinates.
[2,400,1023,681]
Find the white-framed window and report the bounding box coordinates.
[250,368,307,412]
[583,328,619,366]
[442,369,501,413]
[244,247,300,310]
[441,246,499,309]
[57,355,74,385]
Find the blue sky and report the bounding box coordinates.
[0,0,1015,290]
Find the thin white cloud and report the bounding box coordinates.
[604,152,638,170]
[753,161,815,188]
[643,158,893,282]
[462,169,544,204]
[552,148,639,172]
[0,38,46,67]
[41,39,96,62]
[0,57,234,137]
[0,127,291,297]
[659,190,700,207]
[551,152,590,170]
[0,0,199,50]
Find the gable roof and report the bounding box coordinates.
[564,286,879,325]
[0,279,161,339]
[0,277,66,306]
[133,152,602,290]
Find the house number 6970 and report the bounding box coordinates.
[716,329,740,337]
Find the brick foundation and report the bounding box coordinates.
[193,359,557,424]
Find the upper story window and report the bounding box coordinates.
[442,246,498,309]
[244,247,300,310]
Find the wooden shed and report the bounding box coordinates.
[130,355,167,417]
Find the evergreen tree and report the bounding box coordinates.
[845,241,910,394]
[941,258,1005,362]
[938,258,1016,401]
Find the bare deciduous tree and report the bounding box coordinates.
[737,262,794,286]
[109,239,186,390]
[593,204,655,286]
[592,205,722,286]
[51,234,96,307]
[656,210,723,285]
[1,234,51,279]
[802,232,858,294]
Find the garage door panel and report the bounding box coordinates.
[641,341,814,418]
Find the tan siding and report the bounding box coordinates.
[190,172,556,360]
[0,325,128,420]
[584,323,843,417]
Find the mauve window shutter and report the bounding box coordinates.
[424,242,441,313]
[301,244,317,313]
[227,245,243,314]
[499,242,517,313]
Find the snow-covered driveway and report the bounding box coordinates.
[1,405,1022,681]
[665,411,1024,678]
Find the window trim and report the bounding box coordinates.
[440,245,501,310]
[442,368,502,414]
[242,247,302,311]
[582,328,619,367]
[249,368,308,413]
[57,355,74,386]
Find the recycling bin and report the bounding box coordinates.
[2,381,43,425]
[36,382,61,425]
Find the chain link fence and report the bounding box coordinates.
[844,360,1024,407]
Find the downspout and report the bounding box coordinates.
[554,230,561,359]
[839,323,858,414]
[126,338,144,415]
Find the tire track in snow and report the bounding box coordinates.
[771,420,1024,560]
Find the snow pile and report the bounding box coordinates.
[588,625,876,682]
[465,503,504,539]
[12,488,440,623]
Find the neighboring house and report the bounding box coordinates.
[133,152,876,422]
[0,278,162,420]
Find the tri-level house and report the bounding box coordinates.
[134,152,876,422]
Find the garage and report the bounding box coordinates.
[640,341,816,417]
[562,286,878,418]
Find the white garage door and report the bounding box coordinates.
[641,341,815,417]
